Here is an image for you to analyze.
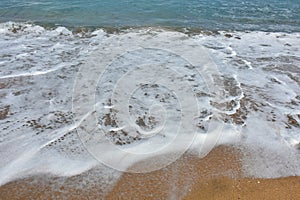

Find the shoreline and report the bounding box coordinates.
[1,21,299,35]
[1,145,299,199]
[1,18,300,200]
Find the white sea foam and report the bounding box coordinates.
[0,22,299,188]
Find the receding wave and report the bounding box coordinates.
[0,22,299,190]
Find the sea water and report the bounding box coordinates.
[0,0,299,32]
[0,0,300,196]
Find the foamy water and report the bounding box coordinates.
[0,22,300,189]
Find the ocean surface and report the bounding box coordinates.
[0,0,300,32]
[0,0,300,198]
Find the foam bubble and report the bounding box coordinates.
[0,23,299,188]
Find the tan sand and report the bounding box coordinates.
[1,145,299,199]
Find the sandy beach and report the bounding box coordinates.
[1,145,299,199]
[1,1,300,199]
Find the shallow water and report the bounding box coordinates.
[0,22,299,189]
[0,0,299,32]
[0,0,300,195]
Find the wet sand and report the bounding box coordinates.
[1,145,299,199]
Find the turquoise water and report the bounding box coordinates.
[0,0,299,31]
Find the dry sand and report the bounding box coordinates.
[0,145,299,199]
